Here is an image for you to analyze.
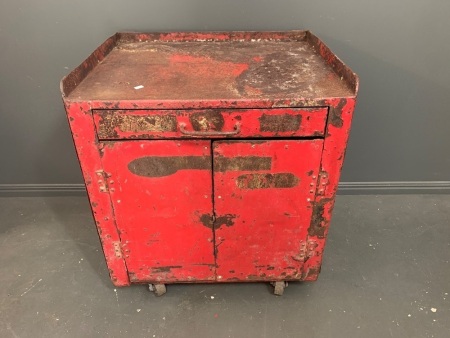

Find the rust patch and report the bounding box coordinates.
[214,156,271,172]
[235,50,324,97]
[328,99,347,128]
[151,266,182,273]
[214,214,236,229]
[236,173,299,189]
[259,113,301,132]
[309,198,333,238]
[128,156,210,177]
[189,110,225,131]
[301,267,321,280]
[97,112,177,138]
[128,271,139,282]
[307,267,320,278]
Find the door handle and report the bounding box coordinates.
[179,122,240,137]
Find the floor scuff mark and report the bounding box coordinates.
[20,278,42,297]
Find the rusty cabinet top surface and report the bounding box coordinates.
[62,31,358,105]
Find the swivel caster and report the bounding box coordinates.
[149,283,167,296]
[271,281,288,296]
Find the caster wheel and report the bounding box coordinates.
[272,281,288,296]
[149,283,166,296]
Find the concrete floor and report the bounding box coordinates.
[0,195,449,338]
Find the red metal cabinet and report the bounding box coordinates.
[60,31,358,295]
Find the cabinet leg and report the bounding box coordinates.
[271,281,288,296]
[149,283,167,296]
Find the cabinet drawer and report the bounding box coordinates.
[93,108,328,140]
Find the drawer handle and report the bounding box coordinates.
[179,122,241,136]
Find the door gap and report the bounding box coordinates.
[97,136,324,142]
[210,140,218,277]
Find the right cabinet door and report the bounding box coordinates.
[212,139,324,281]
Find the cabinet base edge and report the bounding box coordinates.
[1,182,449,196]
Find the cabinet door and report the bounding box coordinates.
[101,140,215,282]
[212,139,324,281]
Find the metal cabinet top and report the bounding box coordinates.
[61,31,358,109]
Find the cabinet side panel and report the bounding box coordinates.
[64,101,130,286]
[304,98,356,281]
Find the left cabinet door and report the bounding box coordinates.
[101,140,215,283]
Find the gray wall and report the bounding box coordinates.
[1,0,449,192]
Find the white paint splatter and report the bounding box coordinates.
[113,288,119,308]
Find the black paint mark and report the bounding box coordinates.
[214,156,272,172]
[128,156,211,177]
[308,198,333,238]
[151,266,182,273]
[259,114,301,132]
[236,173,299,189]
[214,214,236,228]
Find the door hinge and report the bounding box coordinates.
[316,171,329,196]
[113,241,123,258]
[95,169,111,193]
[298,239,319,260]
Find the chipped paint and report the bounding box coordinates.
[97,112,178,138]
[189,110,225,131]
[328,99,347,128]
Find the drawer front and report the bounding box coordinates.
[93,108,328,140]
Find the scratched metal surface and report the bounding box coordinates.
[68,40,353,101]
